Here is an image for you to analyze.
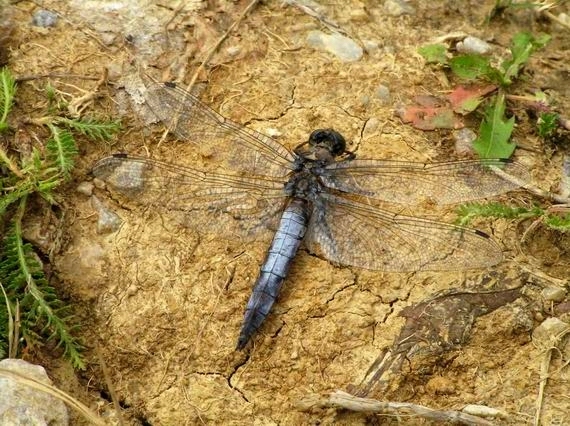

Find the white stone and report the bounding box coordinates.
[0,359,69,425]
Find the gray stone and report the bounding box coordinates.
[375,84,390,104]
[226,46,241,57]
[76,181,94,196]
[0,359,69,425]
[91,195,123,234]
[542,286,566,303]
[31,10,58,28]
[456,36,492,55]
[532,317,570,349]
[362,117,380,138]
[363,40,380,54]
[306,31,363,62]
[453,128,477,156]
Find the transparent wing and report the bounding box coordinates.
[92,154,289,239]
[138,73,296,177]
[305,193,503,272]
[319,158,529,205]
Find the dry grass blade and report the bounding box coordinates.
[0,368,106,425]
[96,345,125,426]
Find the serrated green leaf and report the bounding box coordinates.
[449,55,490,80]
[473,93,516,159]
[418,44,448,64]
[449,55,505,84]
[501,32,551,84]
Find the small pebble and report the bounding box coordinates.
[100,32,117,46]
[306,30,363,62]
[375,84,390,104]
[362,117,380,138]
[532,317,570,349]
[76,181,94,196]
[359,94,370,108]
[31,10,58,28]
[456,36,491,55]
[265,127,282,138]
[542,286,566,303]
[453,128,477,156]
[384,0,415,16]
[349,8,369,22]
[226,46,241,57]
[363,40,380,54]
[92,177,106,189]
[91,195,122,234]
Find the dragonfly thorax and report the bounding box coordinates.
[284,168,324,200]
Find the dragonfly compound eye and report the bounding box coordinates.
[308,129,347,156]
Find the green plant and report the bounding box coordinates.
[456,202,570,232]
[0,67,120,368]
[418,31,552,158]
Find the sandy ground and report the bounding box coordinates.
[3,0,570,424]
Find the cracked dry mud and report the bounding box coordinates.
[4,0,570,424]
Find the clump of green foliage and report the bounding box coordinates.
[0,67,120,368]
[456,202,570,233]
[419,31,570,233]
[419,31,553,159]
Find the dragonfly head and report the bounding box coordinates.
[308,129,346,157]
[294,129,349,163]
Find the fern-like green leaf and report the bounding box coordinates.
[46,124,78,177]
[0,198,85,369]
[0,67,16,132]
[544,213,570,232]
[55,116,120,142]
[456,201,543,226]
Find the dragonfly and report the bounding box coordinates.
[92,73,528,350]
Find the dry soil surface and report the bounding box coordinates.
[3,0,570,425]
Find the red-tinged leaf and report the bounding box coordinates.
[414,95,444,107]
[398,105,463,130]
[448,84,497,114]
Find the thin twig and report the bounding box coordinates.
[535,346,552,426]
[158,0,260,146]
[297,390,495,426]
[542,10,570,30]
[15,73,103,83]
